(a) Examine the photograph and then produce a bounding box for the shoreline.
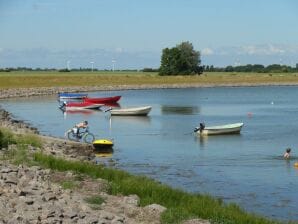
[0,107,172,224]
[1,82,298,99]
[0,86,285,223]
[0,107,214,224]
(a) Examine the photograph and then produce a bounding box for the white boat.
[59,101,103,111]
[110,106,152,116]
[194,122,244,136]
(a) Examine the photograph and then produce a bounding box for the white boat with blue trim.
[194,122,244,136]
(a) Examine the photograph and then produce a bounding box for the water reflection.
[109,116,151,126]
[194,134,208,148]
[161,105,200,115]
[94,146,114,155]
[194,134,244,148]
[94,148,115,166]
[103,102,121,108]
[62,109,100,118]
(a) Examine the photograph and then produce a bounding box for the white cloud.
[239,44,290,55]
[201,48,214,56]
[115,47,123,53]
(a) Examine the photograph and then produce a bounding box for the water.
[1,86,298,221]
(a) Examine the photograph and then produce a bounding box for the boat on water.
[83,95,121,104]
[93,139,114,150]
[110,106,152,116]
[58,92,88,99]
[194,122,244,136]
[60,101,103,111]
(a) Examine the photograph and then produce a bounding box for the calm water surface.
[1,86,298,221]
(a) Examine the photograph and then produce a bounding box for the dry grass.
[1,71,298,89]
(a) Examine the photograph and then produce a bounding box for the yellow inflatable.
[294,162,298,168]
[92,139,114,150]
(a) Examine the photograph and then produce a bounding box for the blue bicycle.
[65,126,95,143]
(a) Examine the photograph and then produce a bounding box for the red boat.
[60,101,103,111]
[83,95,121,104]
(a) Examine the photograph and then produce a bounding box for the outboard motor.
[194,122,205,132]
[59,101,67,109]
[199,123,205,130]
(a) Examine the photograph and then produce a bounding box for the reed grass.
[0,128,41,164]
[33,152,282,224]
[0,128,41,148]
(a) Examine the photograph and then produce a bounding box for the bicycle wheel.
[83,133,95,143]
[67,131,78,141]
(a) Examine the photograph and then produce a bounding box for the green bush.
[0,128,16,148]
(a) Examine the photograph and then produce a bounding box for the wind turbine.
[66,60,71,71]
[112,59,116,72]
[90,61,94,72]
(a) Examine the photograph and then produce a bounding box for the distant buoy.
[294,162,298,168]
[247,112,253,117]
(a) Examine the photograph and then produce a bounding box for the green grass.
[61,181,78,190]
[32,152,283,224]
[0,128,41,164]
[0,128,41,148]
[1,71,298,89]
[84,195,104,205]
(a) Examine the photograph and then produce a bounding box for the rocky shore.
[0,107,210,224]
[0,161,169,224]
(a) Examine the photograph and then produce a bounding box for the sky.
[0,0,298,69]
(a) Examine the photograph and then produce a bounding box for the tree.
[159,41,202,76]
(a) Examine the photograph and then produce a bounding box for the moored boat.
[58,92,88,99]
[83,95,121,104]
[194,122,244,136]
[110,106,152,116]
[60,101,103,111]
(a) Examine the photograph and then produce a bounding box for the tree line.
[203,64,298,73]
[0,67,139,72]
[1,41,297,75]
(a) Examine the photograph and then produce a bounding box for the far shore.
[1,71,298,99]
[1,82,298,99]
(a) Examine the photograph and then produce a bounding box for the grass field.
[1,71,298,89]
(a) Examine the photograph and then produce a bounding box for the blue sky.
[1,0,298,69]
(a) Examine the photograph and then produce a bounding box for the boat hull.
[84,95,121,104]
[61,102,103,110]
[110,106,152,116]
[196,123,244,136]
[58,93,88,99]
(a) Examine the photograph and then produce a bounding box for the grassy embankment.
[0,128,287,224]
[1,71,298,89]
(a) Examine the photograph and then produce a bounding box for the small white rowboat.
[110,106,152,116]
[194,123,244,136]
